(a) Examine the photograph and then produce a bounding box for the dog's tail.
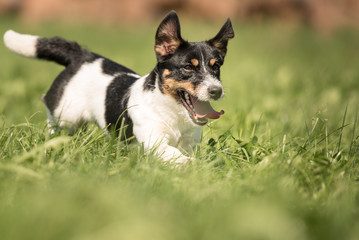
[3,30,86,66]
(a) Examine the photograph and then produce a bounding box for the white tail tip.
[4,30,38,58]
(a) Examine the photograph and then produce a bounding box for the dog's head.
[154,11,234,126]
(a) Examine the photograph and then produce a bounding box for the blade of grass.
[337,103,348,155]
[349,109,358,154]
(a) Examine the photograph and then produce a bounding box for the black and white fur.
[3,11,234,163]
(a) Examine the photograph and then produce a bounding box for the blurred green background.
[1,1,359,240]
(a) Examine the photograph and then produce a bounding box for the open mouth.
[178,91,224,126]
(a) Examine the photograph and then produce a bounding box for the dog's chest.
[128,76,199,146]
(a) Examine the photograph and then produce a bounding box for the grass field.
[1,17,359,240]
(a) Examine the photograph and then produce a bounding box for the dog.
[3,11,234,163]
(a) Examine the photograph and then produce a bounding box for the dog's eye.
[183,64,194,71]
[212,63,220,71]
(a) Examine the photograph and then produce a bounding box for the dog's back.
[4,30,139,136]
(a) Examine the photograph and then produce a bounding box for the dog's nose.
[208,86,223,100]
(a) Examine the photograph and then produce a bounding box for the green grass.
[1,17,359,240]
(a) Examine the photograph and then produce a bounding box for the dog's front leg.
[134,127,190,164]
[153,141,191,164]
[180,127,202,155]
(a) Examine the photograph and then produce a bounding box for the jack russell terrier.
[3,11,234,163]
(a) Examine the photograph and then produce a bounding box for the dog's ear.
[155,11,184,60]
[207,19,234,58]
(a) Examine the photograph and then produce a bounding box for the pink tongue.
[191,96,224,119]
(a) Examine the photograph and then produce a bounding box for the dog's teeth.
[183,92,194,110]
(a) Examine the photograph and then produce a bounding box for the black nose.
[208,86,223,100]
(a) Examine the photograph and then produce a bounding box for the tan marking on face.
[209,58,216,66]
[212,41,227,57]
[162,69,171,78]
[162,78,199,99]
[191,58,199,67]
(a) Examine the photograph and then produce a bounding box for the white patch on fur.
[127,75,200,163]
[3,30,38,58]
[126,72,141,78]
[52,59,112,130]
[196,50,224,101]
[196,74,224,101]
[113,72,141,79]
